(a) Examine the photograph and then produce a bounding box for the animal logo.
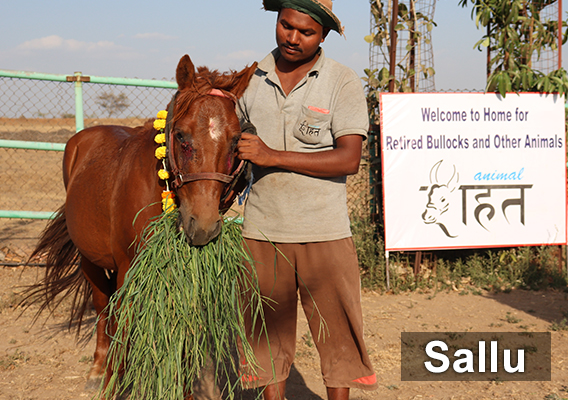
[419,160,459,238]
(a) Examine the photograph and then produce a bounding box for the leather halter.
[164,89,244,192]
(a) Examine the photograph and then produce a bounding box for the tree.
[96,91,130,117]
[459,0,568,96]
[363,0,436,123]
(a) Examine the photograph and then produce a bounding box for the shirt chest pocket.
[293,105,332,146]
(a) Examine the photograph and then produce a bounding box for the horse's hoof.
[84,376,102,391]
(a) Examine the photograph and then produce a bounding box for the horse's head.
[167,55,257,246]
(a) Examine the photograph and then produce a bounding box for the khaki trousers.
[240,238,377,390]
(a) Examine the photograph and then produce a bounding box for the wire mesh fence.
[0,75,177,214]
[0,148,63,213]
[0,71,373,260]
[0,73,178,259]
[368,0,437,93]
[0,78,75,120]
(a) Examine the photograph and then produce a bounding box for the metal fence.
[0,70,178,221]
[0,68,372,232]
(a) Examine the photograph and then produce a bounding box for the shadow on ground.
[233,364,323,400]
[484,288,568,325]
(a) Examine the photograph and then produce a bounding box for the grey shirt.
[239,48,368,243]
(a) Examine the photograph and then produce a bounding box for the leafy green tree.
[96,91,130,117]
[459,0,568,96]
[363,0,436,122]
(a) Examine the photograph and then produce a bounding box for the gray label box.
[401,332,551,381]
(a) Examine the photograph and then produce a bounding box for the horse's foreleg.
[81,256,115,390]
[101,258,129,396]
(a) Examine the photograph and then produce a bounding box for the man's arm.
[237,132,363,178]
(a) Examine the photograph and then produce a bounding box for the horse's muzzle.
[179,215,223,246]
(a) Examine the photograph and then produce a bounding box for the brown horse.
[25,54,257,392]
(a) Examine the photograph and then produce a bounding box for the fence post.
[74,72,84,132]
[67,71,86,132]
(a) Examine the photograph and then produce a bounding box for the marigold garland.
[155,146,167,160]
[154,133,166,144]
[161,190,175,212]
[153,119,166,131]
[157,169,170,180]
[156,109,168,120]
[154,110,176,213]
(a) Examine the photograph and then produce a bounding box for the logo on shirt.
[298,120,321,137]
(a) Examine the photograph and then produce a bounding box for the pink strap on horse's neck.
[209,88,237,104]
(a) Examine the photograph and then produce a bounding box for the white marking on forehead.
[209,117,222,141]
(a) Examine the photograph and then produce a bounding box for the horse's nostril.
[184,216,196,233]
[211,219,222,239]
[176,216,185,233]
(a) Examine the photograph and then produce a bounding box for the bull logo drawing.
[419,160,459,238]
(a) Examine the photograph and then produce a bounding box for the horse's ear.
[176,54,196,91]
[229,62,258,99]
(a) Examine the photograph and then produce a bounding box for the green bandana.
[263,0,343,35]
[280,1,324,26]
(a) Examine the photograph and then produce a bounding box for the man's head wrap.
[263,0,344,35]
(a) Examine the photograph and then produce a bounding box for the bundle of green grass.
[99,209,264,400]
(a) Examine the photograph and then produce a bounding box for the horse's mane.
[173,66,240,124]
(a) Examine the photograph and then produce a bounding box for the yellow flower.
[158,169,170,180]
[153,119,166,131]
[163,197,176,212]
[155,146,166,159]
[154,133,166,144]
[156,110,168,120]
[161,191,176,212]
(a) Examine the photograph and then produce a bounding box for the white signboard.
[380,92,566,251]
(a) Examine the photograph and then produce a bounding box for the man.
[237,1,377,399]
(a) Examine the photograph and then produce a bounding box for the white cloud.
[17,35,127,53]
[133,32,177,40]
[18,35,64,50]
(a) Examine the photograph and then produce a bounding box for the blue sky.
[1,1,566,91]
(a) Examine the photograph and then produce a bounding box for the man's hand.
[237,132,276,168]
[237,132,363,178]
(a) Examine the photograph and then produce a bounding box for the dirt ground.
[1,220,568,400]
[1,119,568,399]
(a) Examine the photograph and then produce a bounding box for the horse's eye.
[180,141,193,159]
[174,132,193,159]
